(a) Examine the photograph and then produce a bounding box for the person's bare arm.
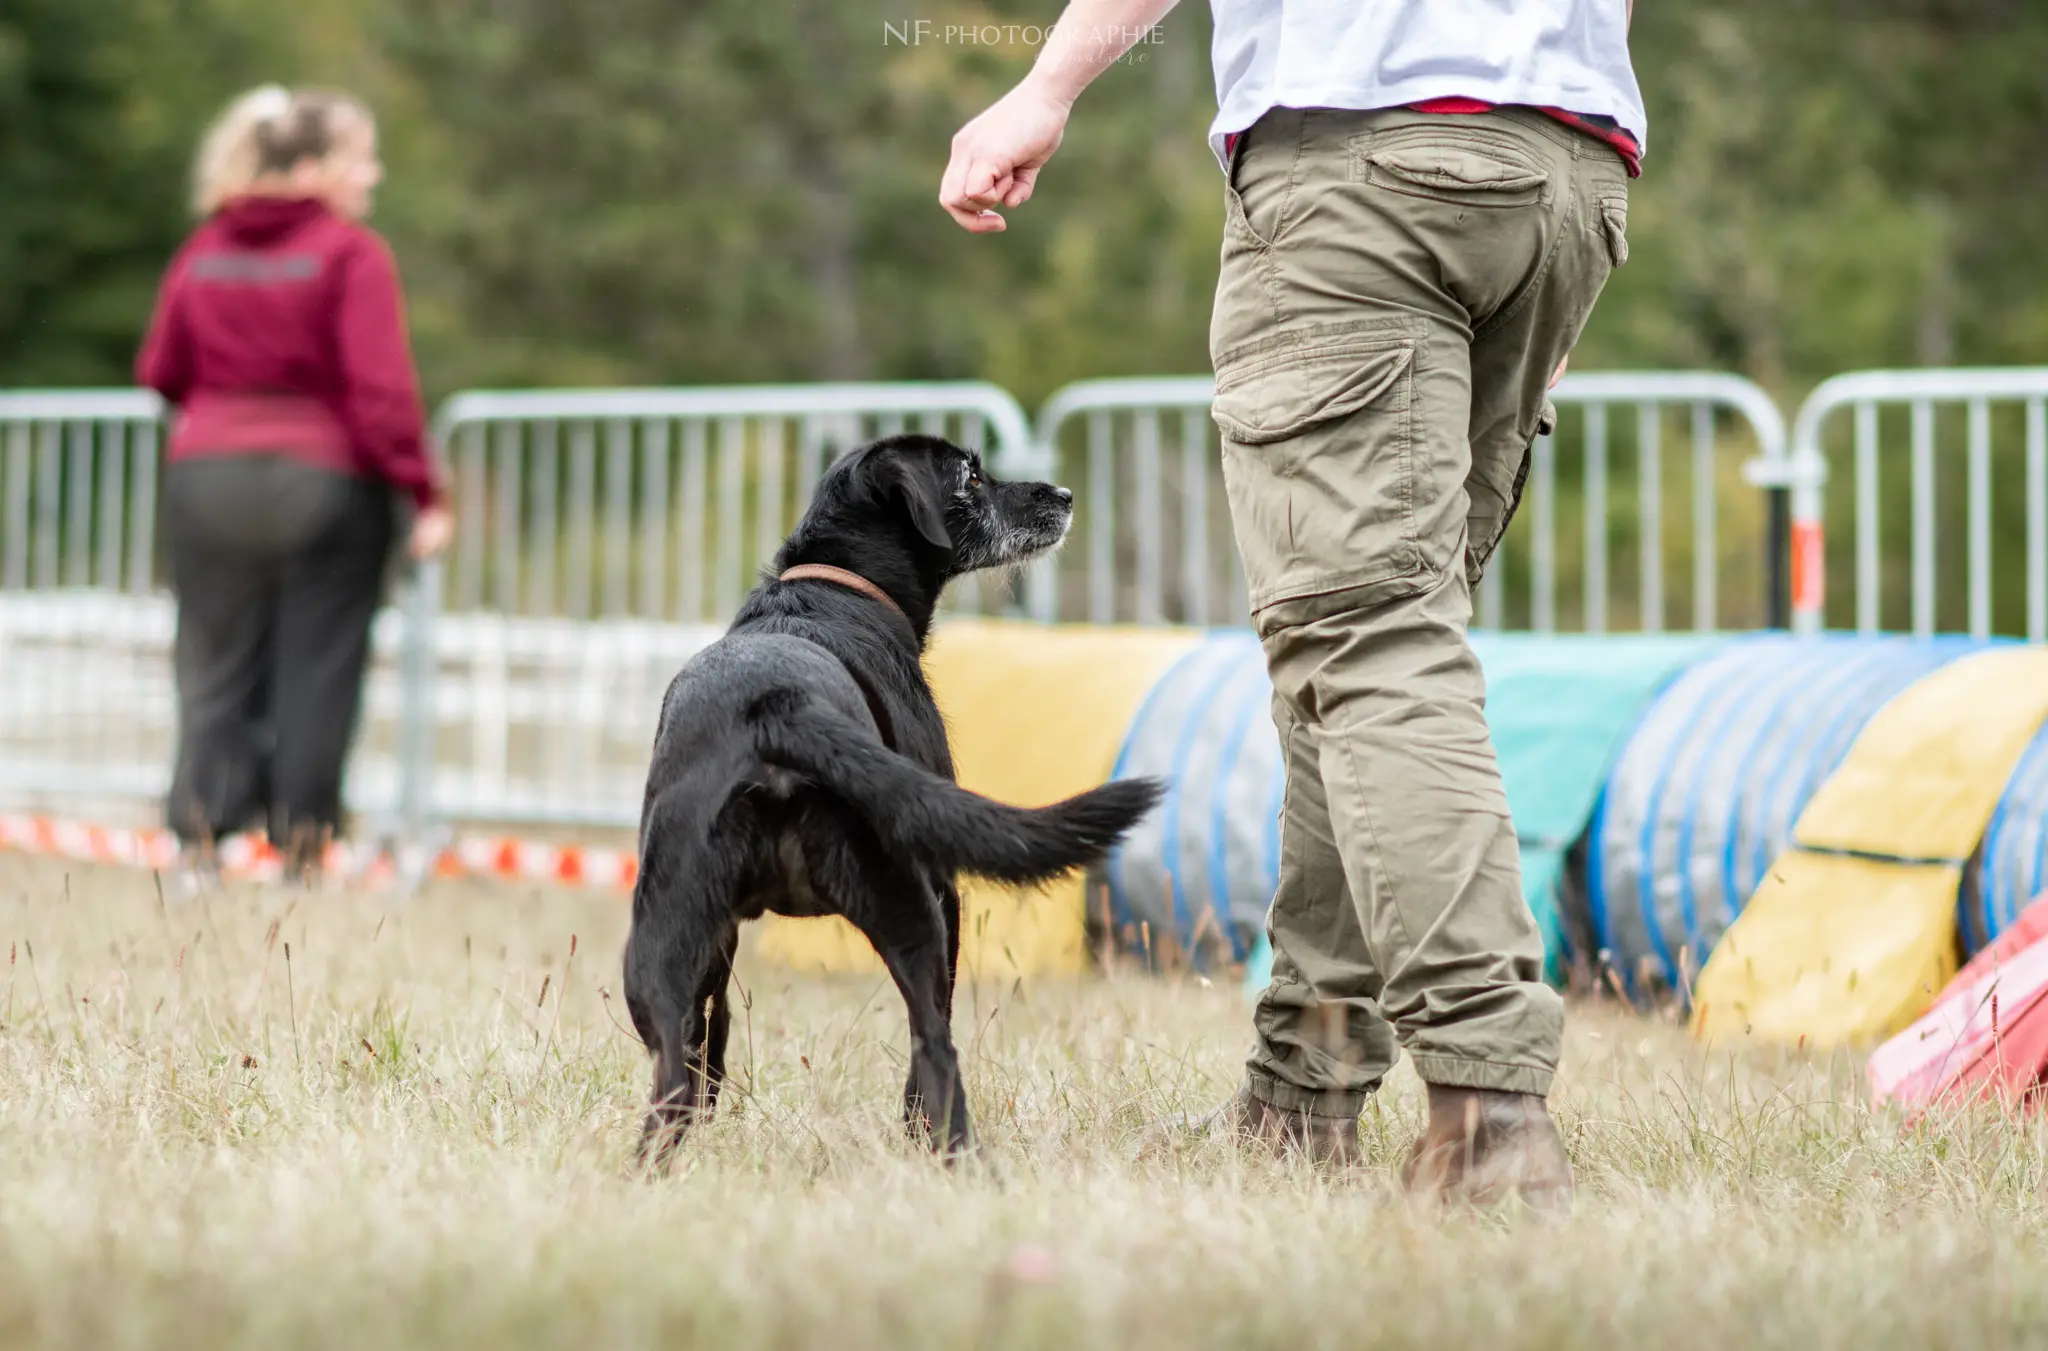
[1627,0,1635,26]
[939,0,1181,232]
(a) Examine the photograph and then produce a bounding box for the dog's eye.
[967,471,982,489]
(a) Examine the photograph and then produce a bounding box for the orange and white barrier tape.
[0,813,183,873]
[430,834,638,889]
[0,811,636,892]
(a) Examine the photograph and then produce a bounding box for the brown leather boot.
[1400,1084,1574,1211]
[1143,1083,1360,1167]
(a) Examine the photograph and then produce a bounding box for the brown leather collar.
[778,563,910,629]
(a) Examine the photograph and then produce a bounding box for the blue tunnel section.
[1970,721,2048,956]
[1105,631,1275,962]
[1104,630,2048,988]
[1584,634,1987,988]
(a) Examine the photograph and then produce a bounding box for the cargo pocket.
[1223,128,1282,251]
[1351,126,1550,208]
[1598,197,1629,268]
[1211,323,1426,616]
[1212,340,1410,446]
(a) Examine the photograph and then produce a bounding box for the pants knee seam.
[1333,733,1422,966]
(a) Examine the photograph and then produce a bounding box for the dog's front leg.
[888,947,975,1158]
[847,874,978,1160]
[939,881,962,1014]
[902,879,969,1151]
[900,1038,967,1150]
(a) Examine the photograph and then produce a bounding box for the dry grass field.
[0,852,2045,1349]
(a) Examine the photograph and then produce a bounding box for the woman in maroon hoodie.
[137,85,451,884]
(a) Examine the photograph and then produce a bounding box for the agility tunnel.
[1968,721,2048,955]
[1104,630,1720,978]
[1692,647,2048,1047]
[1587,634,1989,990]
[754,619,2048,1050]
[754,620,1201,980]
[1101,630,1274,964]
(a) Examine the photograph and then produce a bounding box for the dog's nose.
[1054,487,1073,506]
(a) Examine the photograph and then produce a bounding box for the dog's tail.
[751,696,1162,885]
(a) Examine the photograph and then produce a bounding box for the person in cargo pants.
[941,1,1644,1205]
[137,85,451,886]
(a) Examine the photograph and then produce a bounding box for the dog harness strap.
[777,564,911,628]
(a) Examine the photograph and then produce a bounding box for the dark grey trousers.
[164,453,395,846]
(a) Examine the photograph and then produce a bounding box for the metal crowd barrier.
[1037,372,1792,633]
[0,392,175,821]
[1,389,164,593]
[420,383,1039,829]
[0,590,419,827]
[432,383,1041,622]
[1037,378,1242,626]
[0,390,420,835]
[8,371,2046,846]
[1788,369,2048,641]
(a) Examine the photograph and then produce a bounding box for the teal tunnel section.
[1106,629,2048,995]
[1469,632,1724,978]
[1105,631,1717,980]
[1584,634,1991,989]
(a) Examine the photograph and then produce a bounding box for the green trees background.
[9,0,2045,404]
[5,0,2045,629]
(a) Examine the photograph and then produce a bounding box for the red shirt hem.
[1225,99,1642,178]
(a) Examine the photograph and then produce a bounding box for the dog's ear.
[871,447,953,551]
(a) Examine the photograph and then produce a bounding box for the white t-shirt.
[1206,1,1647,171]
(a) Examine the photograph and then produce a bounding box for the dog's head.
[771,434,1074,638]
[805,434,1073,578]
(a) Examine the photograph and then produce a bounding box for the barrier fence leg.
[1766,487,1791,630]
[398,557,442,875]
[1790,461,1828,637]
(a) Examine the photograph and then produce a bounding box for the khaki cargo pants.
[1213,106,1629,1113]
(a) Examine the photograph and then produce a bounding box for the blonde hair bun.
[243,84,293,123]
[190,84,370,216]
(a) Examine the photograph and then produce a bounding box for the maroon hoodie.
[136,196,442,508]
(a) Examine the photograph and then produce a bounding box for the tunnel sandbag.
[1693,853,1961,1048]
[1109,630,1719,978]
[1587,634,1986,991]
[752,619,1202,979]
[1966,722,2048,955]
[1694,646,2048,1049]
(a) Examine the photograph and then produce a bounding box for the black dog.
[623,434,1162,1167]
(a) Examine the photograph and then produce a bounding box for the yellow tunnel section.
[1694,646,2048,1049]
[752,619,1204,979]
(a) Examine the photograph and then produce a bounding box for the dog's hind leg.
[624,824,741,1174]
[938,880,962,1013]
[633,922,736,1173]
[697,929,737,1110]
